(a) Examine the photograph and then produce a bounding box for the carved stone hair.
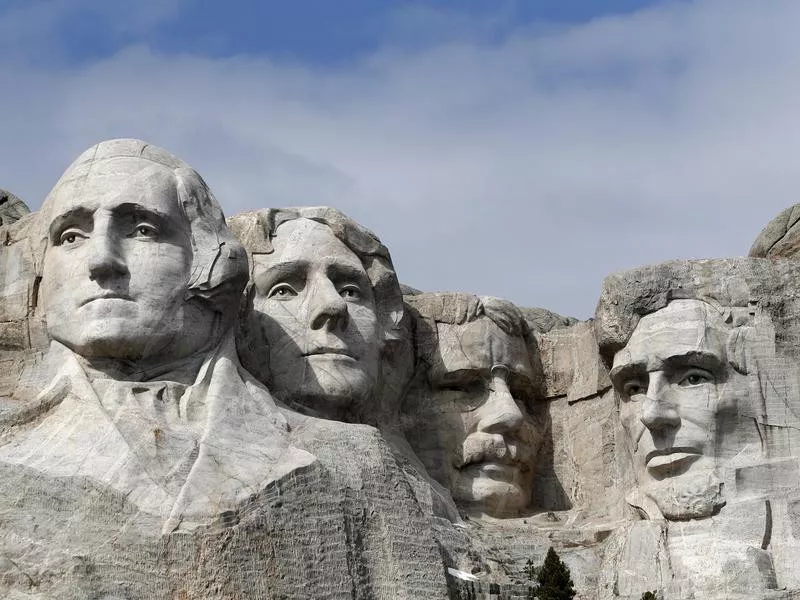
[404,292,528,337]
[36,138,249,320]
[595,261,769,376]
[404,292,544,393]
[228,206,404,346]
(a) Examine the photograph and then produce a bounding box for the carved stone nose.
[309,279,349,330]
[87,233,127,280]
[477,376,523,434]
[640,395,680,431]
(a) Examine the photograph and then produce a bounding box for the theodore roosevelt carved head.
[402,293,544,517]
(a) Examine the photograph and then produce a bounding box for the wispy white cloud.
[1,0,798,318]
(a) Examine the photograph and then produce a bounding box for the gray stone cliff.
[1,139,800,599]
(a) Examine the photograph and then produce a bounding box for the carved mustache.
[456,433,533,470]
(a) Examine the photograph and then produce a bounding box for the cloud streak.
[1,0,798,318]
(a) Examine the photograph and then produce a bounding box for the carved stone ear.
[176,170,249,321]
[726,306,776,377]
[726,327,748,375]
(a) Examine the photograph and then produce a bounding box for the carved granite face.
[41,159,213,362]
[250,218,381,414]
[407,317,538,517]
[611,299,738,519]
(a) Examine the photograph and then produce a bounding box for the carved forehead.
[264,218,365,271]
[43,158,181,220]
[612,300,728,373]
[428,317,533,382]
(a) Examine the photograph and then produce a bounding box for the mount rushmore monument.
[1,138,800,598]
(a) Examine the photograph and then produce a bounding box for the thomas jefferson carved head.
[402,293,543,517]
[37,139,248,366]
[229,207,403,420]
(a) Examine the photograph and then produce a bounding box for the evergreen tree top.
[535,547,576,600]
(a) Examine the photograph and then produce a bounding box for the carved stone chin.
[639,471,726,521]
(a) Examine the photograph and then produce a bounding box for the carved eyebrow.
[253,259,309,292]
[326,261,370,285]
[111,202,175,229]
[610,362,647,387]
[662,351,726,374]
[48,203,181,243]
[48,207,94,242]
[610,350,725,384]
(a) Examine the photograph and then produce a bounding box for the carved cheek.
[263,300,306,349]
[672,385,718,432]
[42,247,83,309]
[619,399,644,437]
[347,303,379,346]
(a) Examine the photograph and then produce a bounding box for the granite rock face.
[2,139,800,599]
[750,202,800,259]
[595,257,800,598]
[0,189,29,226]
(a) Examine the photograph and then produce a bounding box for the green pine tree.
[535,547,576,600]
[641,592,658,600]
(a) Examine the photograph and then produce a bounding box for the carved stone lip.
[467,461,521,478]
[303,347,355,358]
[458,445,530,471]
[79,293,132,306]
[645,446,702,468]
[461,456,519,469]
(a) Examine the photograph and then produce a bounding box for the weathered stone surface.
[520,305,578,334]
[228,207,407,426]
[538,320,610,402]
[401,292,546,518]
[5,141,800,599]
[0,141,454,598]
[0,213,46,358]
[595,257,800,599]
[750,202,800,258]
[0,189,29,226]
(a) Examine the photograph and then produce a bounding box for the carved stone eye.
[623,381,645,397]
[339,285,361,301]
[59,229,86,245]
[678,369,714,387]
[129,221,159,239]
[268,283,298,299]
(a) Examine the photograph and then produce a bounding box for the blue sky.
[17,1,664,66]
[1,0,798,318]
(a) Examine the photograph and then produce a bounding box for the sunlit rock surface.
[2,140,800,598]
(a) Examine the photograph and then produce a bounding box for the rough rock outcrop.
[0,189,29,226]
[750,202,800,258]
